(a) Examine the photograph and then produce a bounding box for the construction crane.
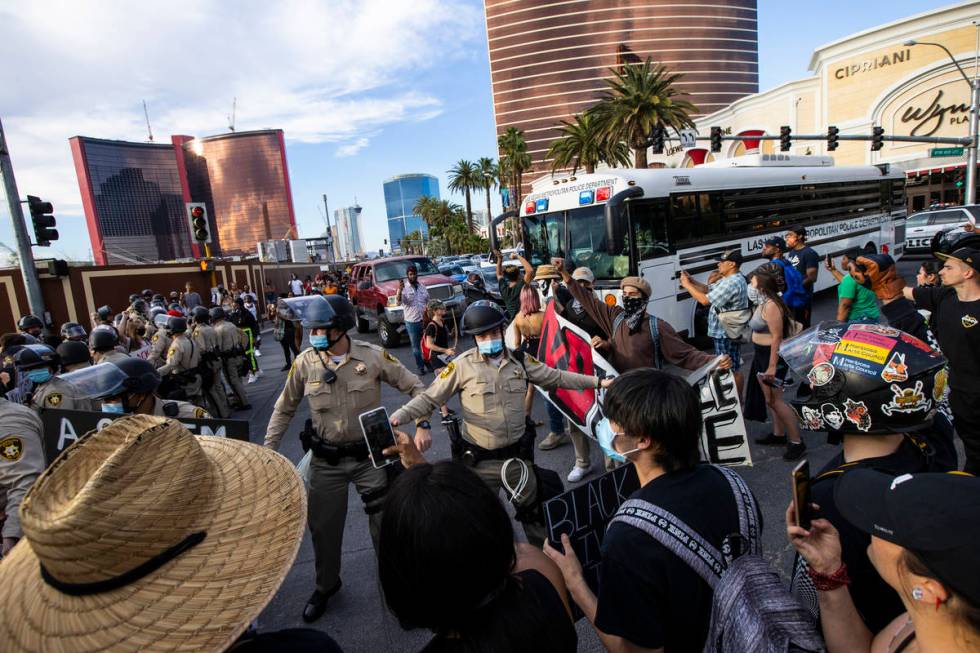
[142,100,154,142]
[228,97,236,132]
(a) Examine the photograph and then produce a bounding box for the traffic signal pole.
[0,116,46,322]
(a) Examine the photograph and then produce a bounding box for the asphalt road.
[242,258,927,652]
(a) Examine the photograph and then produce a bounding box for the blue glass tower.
[383,174,439,251]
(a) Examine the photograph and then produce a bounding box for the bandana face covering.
[621,295,647,331]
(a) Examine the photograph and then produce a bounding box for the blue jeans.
[404,320,426,371]
[547,402,566,435]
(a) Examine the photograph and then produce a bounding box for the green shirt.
[499,278,524,320]
[837,273,880,321]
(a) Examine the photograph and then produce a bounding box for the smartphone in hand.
[791,459,813,529]
[360,407,399,469]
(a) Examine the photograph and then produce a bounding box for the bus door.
[629,199,678,321]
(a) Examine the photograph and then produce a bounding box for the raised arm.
[518,253,534,284]
[557,261,616,337]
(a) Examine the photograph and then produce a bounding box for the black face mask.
[622,296,646,314]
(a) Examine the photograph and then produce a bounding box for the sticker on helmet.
[848,323,900,338]
[834,330,894,365]
[807,362,835,387]
[899,332,934,354]
[800,406,824,431]
[821,403,845,430]
[933,368,948,403]
[843,398,872,432]
[815,327,844,344]
[881,381,932,416]
[880,352,908,383]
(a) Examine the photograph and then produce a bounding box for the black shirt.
[912,286,980,392]
[785,246,820,299]
[499,278,524,321]
[554,285,604,339]
[797,436,931,633]
[424,320,450,366]
[595,465,759,651]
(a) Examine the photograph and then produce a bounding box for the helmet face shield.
[277,296,338,329]
[59,363,129,400]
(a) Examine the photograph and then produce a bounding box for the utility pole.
[323,193,336,266]
[0,116,46,322]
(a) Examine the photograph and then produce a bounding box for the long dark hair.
[752,265,793,337]
[379,462,570,652]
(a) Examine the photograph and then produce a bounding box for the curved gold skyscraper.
[485,0,759,189]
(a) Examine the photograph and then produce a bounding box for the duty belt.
[445,415,534,466]
[311,439,370,465]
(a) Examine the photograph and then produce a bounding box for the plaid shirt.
[706,273,748,339]
[400,282,429,323]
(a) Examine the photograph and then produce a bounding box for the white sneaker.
[254,349,262,358]
[567,465,592,483]
[255,369,264,377]
[246,373,256,384]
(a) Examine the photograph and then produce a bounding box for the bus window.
[566,204,629,279]
[630,198,671,261]
[698,192,724,237]
[669,193,699,246]
[523,211,564,266]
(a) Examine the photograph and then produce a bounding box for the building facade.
[333,205,364,260]
[71,129,297,264]
[658,2,980,211]
[69,137,193,265]
[383,174,439,251]
[485,0,759,195]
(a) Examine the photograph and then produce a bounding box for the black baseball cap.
[836,470,980,606]
[718,249,744,265]
[935,247,980,274]
[764,236,787,250]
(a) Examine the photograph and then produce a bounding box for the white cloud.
[0,0,482,256]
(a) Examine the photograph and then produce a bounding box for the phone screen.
[359,407,398,468]
[791,459,812,529]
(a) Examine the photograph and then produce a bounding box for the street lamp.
[905,24,980,205]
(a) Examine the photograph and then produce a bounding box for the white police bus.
[513,154,906,338]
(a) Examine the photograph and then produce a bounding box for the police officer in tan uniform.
[147,314,171,369]
[212,307,250,410]
[17,345,97,414]
[264,294,427,623]
[191,307,230,418]
[390,301,611,545]
[60,358,210,420]
[0,378,45,557]
[89,327,129,365]
[158,316,203,405]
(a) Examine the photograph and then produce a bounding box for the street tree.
[447,159,480,232]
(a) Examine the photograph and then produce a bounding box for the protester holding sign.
[544,369,759,652]
[780,323,948,633]
[787,471,980,653]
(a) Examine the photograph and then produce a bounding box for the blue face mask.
[310,335,330,350]
[102,401,125,414]
[596,418,640,463]
[477,338,504,356]
[26,369,51,384]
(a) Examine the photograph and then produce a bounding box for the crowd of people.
[1,238,979,653]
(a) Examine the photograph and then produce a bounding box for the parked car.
[906,205,979,253]
[349,256,466,348]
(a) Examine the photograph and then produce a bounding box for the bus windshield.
[523,205,629,279]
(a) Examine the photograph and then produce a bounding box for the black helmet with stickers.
[60,321,88,341]
[56,340,92,369]
[60,359,161,400]
[780,321,947,436]
[17,314,43,333]
[461,300,507,336]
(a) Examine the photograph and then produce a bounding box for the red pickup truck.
[348,256,466,348]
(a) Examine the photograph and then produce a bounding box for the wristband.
[807,562,850,591]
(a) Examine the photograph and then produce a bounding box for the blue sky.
[0,0,955,262]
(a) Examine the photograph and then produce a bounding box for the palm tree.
[546,111,631,174]
[590,58,697,169]
[447,160,480,232]
[476,157,498,230]
[497,127,531,210]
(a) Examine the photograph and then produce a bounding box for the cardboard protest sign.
[544,464,641,617]
[696,368,753,466]
[40,409,250,464]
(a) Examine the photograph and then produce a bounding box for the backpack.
[609,466,825,653]
[771,259,808,309]
[421,322,434,362]
[611,313,664,368]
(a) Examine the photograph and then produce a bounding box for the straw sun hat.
[0,414,306,652]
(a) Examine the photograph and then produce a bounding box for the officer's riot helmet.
[192,306,211,325]
[17,314,43,333]
[13,344,59,371]
[149,306,167,320]
[210,306,227,322]
[61,359,161,400]
[128,293,140,304]
[780,321,947,436]
[56,340,92,369]
[153,313,170,332]
[60,321,88,341]
[278,295,355,332]
[141,288,154,300]
[89,326,119,352]
[132,299,147,314]
[461,301,507,336]
[168,316,188,335]
[96,305,113,322]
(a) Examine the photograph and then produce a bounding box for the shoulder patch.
[0,436,24,462]
[525,354,541,366]
[193,407,207,419]
[439,361,456,379]
[383,350,398,364]
[46,392,63,407]
[152,334,159,343]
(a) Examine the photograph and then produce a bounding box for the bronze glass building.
[485,0,759,191]
[176,130,297,257]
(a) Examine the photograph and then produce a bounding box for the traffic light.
[779,126,792,152]
[827,125,839,151]
[710,126,722,153]
[650,126,665,154]
[186,202,211,243]
[871,126,884,152]
[47,259,69,276]
[955,168,965,188]
[199,259,214,272]
[27,195,58,246]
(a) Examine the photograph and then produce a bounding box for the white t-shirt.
[289,279,304,296]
